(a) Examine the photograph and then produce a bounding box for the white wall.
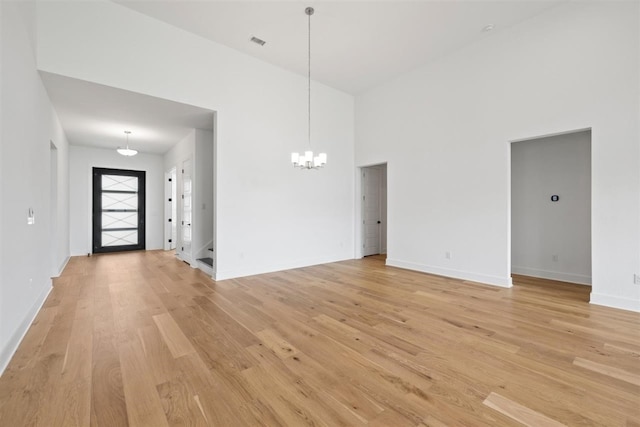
[512,131,591,284]
[163,129,196,264]
[380,164,387,254]
[164,128,213,266]
[38,0,355,280]
[194,129,214,260]
[0,1,70,373]
[356,2,639,311]
[50,112,70,275]
[69,146,164,255]
[1,1,5,369]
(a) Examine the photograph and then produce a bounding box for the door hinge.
[182,221,184,225]
[181,247,184,251]
[168,239,172,243]
[168,198,172,202]
[168,178,172,182]
[182,169,184,173]
[182,195,184,199]
[363,195,365,201]
[168,218,172,222]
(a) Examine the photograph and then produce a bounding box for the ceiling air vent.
[250,36,266,46]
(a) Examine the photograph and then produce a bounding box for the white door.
[170,169,177,250]
[181,159,193,260]
[362,167,381,256]
[164,168,177,250]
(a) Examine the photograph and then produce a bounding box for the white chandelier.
[291,7,327,170]
[117,130,138,156]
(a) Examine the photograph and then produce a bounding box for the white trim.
[55,255,70,278]
[354,167,364,259]
[590,292,640,313]
[511,266,591,285]
[214,253,352,281]
[509,127,592,144]
[386,258,513,288]
[0,280,53,375]
[196,259,214,276]
[178,253,195,268]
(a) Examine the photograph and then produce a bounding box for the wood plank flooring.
[0,251,639,426]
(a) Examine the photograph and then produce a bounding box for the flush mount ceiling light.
[482,24,495,32]
[291,7,327,170]
[117,130,138,156]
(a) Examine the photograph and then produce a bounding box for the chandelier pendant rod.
[290,6,326,170]
[308,6,311,149]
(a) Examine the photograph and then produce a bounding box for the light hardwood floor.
[0,251,638,426]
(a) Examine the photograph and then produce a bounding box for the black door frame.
[92,167,146,253]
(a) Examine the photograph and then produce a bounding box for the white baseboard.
[385,258,512,288]
[511,265,591,285]
[178,253,194,267]
[0,279,53,375]
[196,259,214,277]
[55,255,70,277]
[590,292,640,313]
[214,253,353,281]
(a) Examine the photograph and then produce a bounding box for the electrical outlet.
[552,254,559,262]
[445,251,452,260]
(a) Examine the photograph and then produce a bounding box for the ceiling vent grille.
[250,36,266,46]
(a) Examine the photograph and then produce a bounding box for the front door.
[92,167,145,253]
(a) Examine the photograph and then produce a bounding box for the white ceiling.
[41,1,562,154]
[40,72,214,154]
[115,0,563,95]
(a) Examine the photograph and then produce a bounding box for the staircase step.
[196,257,213,267]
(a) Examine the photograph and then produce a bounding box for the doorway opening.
[164,167,177,251]
[361,163,387,258]
[510,129,591,292]
[92,167,146,253]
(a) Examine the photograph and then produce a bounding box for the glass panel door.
[93,168,146,253]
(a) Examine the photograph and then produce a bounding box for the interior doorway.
[510,129,591,286]
[361,163,387,257]
[92,167,146,253]
[164,167,177,251]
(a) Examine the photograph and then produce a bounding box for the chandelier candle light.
[117,130,138,157]
[291,6,327,170]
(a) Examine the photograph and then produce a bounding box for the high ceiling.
[115,0,563,94]
[40,72,214,154]
[42,1,563,154]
